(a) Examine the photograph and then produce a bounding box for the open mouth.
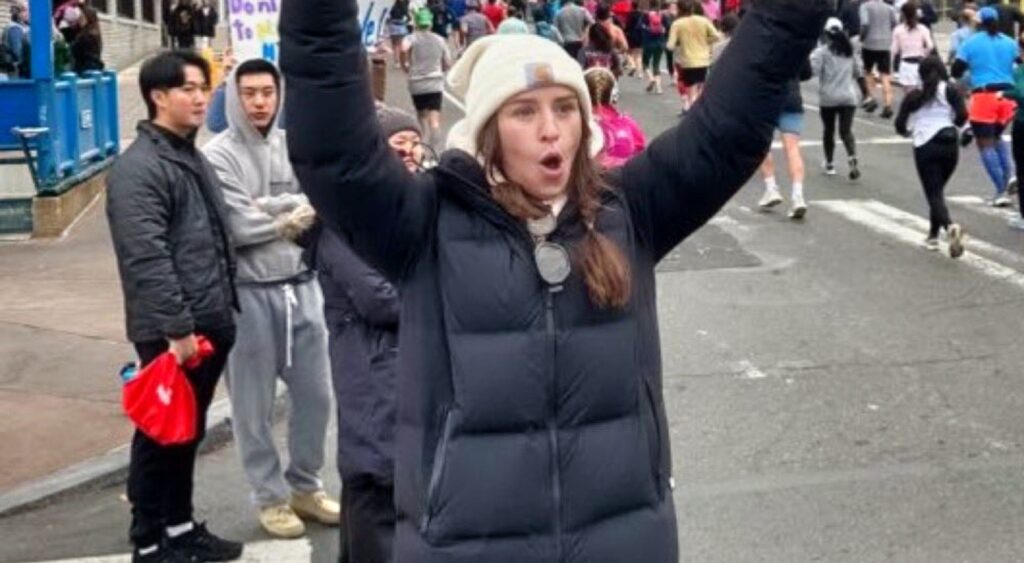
[540,152,564,172]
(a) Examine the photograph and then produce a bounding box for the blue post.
[60,71,80,177]
[29,0,57,188]
[108,71,120,155]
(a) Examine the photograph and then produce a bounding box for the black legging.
[820,106,857,163]
[1013,121,1024,216]
[913,131,959,239]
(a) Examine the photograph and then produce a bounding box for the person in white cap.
[280,0,830,561]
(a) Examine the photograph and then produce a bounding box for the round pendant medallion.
[535,242,571,285]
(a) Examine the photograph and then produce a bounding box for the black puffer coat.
[315,225,400,483]
[106,122,237,343]
[281,1,827,560]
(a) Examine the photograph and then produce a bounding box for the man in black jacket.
[106,50,243,563]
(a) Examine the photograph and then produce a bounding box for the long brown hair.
[476,109,632,309]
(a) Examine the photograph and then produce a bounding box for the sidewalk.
[0,56,225,514]
[0,53,438,516]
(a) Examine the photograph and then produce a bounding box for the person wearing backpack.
[640,1,668,94]
[895,55,969,256]
[577,19,622,76]
[585,67,646,167]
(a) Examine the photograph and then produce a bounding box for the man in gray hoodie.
[203,58,339,540]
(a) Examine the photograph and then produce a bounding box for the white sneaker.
[1009,216,1024,231]
[992,194,1013,207]
[823,161,837,176]
[1008,176,1018,196]
[788,195,807,220]
[947,223,965,259]
[758,188,784,209]
[923,237,940,251]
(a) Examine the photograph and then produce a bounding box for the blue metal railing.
[0,0,120,197]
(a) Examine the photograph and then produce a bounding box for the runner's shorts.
[412,92,443,112]
[675,65,708,94]
[968,91,1016,126]
[777,111,805,136]
[897,57,921,89]
[862,48,892,74]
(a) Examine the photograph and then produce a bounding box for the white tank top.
[909,82,956,148]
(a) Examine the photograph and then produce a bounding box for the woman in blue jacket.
[281,1,828,561]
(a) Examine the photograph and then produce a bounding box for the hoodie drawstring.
[282,283,298,368]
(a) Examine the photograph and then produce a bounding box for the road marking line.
[855,198,1024,269]
[31,539,312,563]
[947,195,1019,220]
[770,135,911,150]
[815,199,1024,291]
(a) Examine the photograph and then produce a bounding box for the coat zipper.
[421,405,455,535]
[545,287,563,560]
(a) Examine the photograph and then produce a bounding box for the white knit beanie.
[445,34,604,158]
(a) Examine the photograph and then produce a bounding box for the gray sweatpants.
[225,279,333,507]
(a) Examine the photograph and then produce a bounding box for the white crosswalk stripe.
[815,199,1024,292]
[29,539,313,563]
[947,194,1020,220]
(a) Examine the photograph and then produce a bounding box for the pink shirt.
[594,105,646,168]
[701,0,721,22]
[891,24,934,59]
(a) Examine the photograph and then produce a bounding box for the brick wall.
[0,0,164,71]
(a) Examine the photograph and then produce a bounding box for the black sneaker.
[166,522,243,562]
[861,98,879,113]
[879,106,894,119]
[132,546,192,563]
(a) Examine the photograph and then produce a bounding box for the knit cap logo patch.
[525,63,556,88]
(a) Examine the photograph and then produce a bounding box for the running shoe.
[947,224,965,259]
[992,194,1013,207]
[823,161,837,176]
[789,195,807,220]
[1008,216,1024,231]
[1007,176,1019,196]
[879,106,894,119]
[848,156,861,181]
[758,188,784,209]
[923,237,940,251]
[861,98,879,113]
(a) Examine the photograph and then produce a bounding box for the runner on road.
[952,6,1017,207]
[891,2,934,94]
[812,17,864,180]
[666,0,720,113]
[859,0,897,117]
[895,55,968,257]
[758,58,814,220]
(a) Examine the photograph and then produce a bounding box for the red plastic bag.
[122,337,215,446]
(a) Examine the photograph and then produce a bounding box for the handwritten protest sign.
[227,0,396,62]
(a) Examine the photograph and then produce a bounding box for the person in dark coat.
[106,50,242,563]
[314,105,424,563]
[280,1,829,561]
[70,4,104,74]
[194,0,218,49]
[171,0,198,50]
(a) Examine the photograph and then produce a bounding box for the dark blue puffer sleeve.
[279,0,436,283]
[622,0,829,262]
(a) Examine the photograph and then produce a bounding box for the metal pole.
[29,0,58,189]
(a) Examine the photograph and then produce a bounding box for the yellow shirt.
[666,15,721,69]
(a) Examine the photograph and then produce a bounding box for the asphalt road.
[3,68,1024,563]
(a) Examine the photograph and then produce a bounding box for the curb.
[0,388,288,519]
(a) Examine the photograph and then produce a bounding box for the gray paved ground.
[5,29,1024,562]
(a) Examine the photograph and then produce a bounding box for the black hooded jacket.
[281,0,828,560]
